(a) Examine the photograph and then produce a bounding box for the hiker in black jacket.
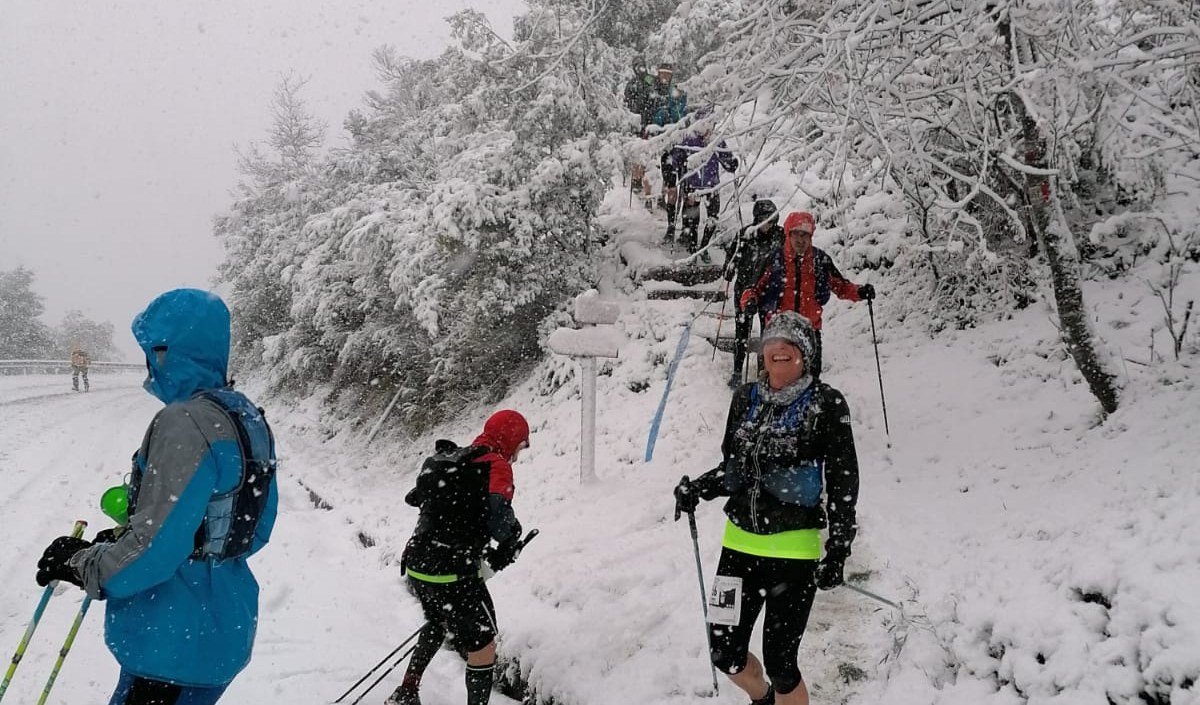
[390,410,530,705]
[674,312,860,705]
[724,199,785,388]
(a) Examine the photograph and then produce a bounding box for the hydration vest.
[728,384,824,507]
[127,388,276,561]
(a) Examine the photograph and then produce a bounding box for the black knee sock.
[402,623,445,688]
[465,663,494,705]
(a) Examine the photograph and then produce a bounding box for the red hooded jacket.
[472,409,529,502]
[741,211,861,330]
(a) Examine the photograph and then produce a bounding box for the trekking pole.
[0,520,87,703]
[712,174,748,363]
[867,298,891,445]
[682,491,720,696]
[711,279,732,362]
[348,642,421,705]
[844,583,902,611]
[35,596,91,705]
[333,623,427,704]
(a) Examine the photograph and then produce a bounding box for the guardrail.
[0,360,145,375]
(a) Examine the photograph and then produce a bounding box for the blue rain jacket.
[72,289,278,687]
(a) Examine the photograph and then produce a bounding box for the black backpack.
[403,440,494,574]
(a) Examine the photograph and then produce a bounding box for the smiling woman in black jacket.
[674,311,861,705]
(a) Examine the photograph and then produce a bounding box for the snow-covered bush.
[216,3,644,431]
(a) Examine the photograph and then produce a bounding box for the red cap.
[783,211,815,235]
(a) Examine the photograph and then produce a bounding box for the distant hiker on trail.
[738,212,875,378]
[662,111,739,256]
[673,312,861,705]
[724,199,784,388]
[70,345,89,392]
[623,57,657,205]
[647,62,687,230]
[35,289,279,705]
[648,62,687,134]
[389,410,532,705]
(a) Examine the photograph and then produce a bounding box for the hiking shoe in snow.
[385,685,421,705]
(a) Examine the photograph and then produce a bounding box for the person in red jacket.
[390,410,530,705]
[738,212,875,379]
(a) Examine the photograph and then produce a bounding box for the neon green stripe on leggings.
[405,568,460,584]
[721,520,821,559]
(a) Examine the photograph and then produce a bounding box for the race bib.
[708,575,743,626]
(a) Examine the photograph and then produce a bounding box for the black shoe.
[386,685,421,705]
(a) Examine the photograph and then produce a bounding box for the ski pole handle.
[0,520,87,702]
[517,529,539,551]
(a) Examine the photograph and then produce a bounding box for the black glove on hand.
[814,553,847,591]
[722,263,736,282]
[484,538,521,572]
[858,284,876,301]
[35,536,91,588]
[674,476,700,521]
[93,527,124,544]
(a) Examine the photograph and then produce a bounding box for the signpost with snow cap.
[547,290,621,484]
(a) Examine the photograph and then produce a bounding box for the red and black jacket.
[747,235,861,330]
[402,438,520,577]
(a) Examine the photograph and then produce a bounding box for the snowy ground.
[1,192,1197,705]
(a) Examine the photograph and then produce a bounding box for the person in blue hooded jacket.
[34,288,279,705]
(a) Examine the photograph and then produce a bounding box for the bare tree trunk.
[1015,96,1120,414]
[998,16,1120,414]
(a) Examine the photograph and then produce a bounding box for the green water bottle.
[100,485,129,526]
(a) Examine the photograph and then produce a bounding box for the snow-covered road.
[0,374,521,705]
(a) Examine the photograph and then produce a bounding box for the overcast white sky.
[0,0,525,359]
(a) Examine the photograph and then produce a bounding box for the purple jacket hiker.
[666,133,739,192]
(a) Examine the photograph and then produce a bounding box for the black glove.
[93,527,124,544]
[723,264,736,282]
[673,476,700,521]
[484,538,522,572]
[814,553,847,591]
[857,284,876,301]
[35,536,91,588]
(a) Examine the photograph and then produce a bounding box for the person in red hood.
[739,212,875,378]
[390,410,530,705]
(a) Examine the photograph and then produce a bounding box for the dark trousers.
[732,305,767,381]
[107,671,226,705]
[668,187,721,253]
[708,548,818,696]
[402,574,497,686]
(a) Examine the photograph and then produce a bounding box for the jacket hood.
[782,211,816,235]
[132,289,230,404]
[752,200,779,225]
[473,409,530,460]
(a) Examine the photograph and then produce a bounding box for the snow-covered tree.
[53,310,116,360]
[663,0,1200,413]
[0,267,54,359]
[216,2,636,430]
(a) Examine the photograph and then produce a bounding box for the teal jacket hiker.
[71,288,279,687]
